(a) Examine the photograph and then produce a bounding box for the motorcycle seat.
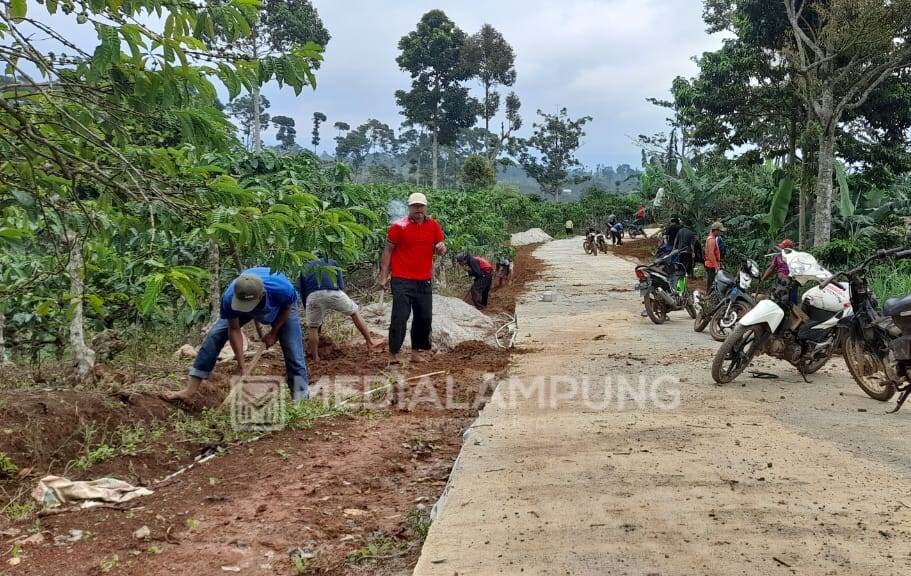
[715,270,733,285]
[884,296,911,318]
[873,316,903,338]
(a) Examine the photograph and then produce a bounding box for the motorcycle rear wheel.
[644,288,668,325]
[843,334,896,401]
[694,293,714,332]
[712,324,764,385]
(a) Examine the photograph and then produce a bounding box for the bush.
[462,155,496,190]
[812,237,876,269]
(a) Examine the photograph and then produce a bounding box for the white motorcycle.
[712,250,852,385]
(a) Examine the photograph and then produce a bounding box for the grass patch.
[99,553,120,573]
[2,500,37,522]
[870,261,911,302]
[346,533,402,564]
[0,451,18,476]
[407,507,432,543]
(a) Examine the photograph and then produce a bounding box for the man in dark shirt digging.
[456,252,494,309]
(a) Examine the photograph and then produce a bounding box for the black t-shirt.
[674,227,696,252]
[665,223,682,247]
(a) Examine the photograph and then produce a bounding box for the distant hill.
[496,164,641,201]
[308,149,641,201]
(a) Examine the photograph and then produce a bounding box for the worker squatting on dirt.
[456,252,494,309]
[299,257,386,362]
[376,192,447,365]
[162,268,309,402]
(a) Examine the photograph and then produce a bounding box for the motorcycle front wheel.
[843,334,896,401]
[709,301,751,342]
[583,240,593,255]
[644,288,668,325]
[712,324,765,384]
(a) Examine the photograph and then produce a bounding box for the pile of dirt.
[612,234,661,263]
[510,228,553,246]
[359,295,496,349]
[483,243,545,316]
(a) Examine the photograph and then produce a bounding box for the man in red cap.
[377,192,447,364]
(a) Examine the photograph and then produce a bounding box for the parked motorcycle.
[825,247,911,404]
[709,261,761,341]
[626,222,647,239]
[583,232,599,256]
[635,248,697,324]
[595,231,609,253]
[712,249,850,384]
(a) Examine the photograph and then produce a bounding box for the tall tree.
[783,0,911,245]
[228,95,271,150]
[465,24,517,157]
[272,116,297,150]
[312,112,327,151]
[395,10,478,188]
[515,109,593,200]
[217,0,330,154]
[333,121,350,139]
[488,92,523,164]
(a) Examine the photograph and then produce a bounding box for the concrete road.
[414,238,911,576]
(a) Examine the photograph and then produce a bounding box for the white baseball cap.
[408,192,428,206]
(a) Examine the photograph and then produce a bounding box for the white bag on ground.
[32,476,153,509]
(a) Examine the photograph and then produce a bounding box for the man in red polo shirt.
[377,192,446,363]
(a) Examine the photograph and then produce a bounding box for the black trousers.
[471,274,493,308]
[389,278,433,354]
[706,266,718,291]
[679,253,695,277]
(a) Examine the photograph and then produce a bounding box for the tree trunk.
[0,311,10,366]
[484,82,491,158]
[252,85,263,155]
[208,240,221,322]
[813,127,836,246]
[251,30,262,155]
[432,124,439,189]
[67,236,95,384]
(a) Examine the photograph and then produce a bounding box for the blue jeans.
[189,309,309,400]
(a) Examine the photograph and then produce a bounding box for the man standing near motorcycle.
[762,239,798,304]
[704,222,725,288]
[673,221,698,277]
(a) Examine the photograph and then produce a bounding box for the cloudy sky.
[29,0,725,167]
[276,0,725,167]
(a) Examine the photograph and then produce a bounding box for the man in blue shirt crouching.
[162,267,309,402]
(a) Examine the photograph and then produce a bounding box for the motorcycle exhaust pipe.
[657,290,677,307]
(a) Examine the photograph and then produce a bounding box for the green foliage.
[0,451,18,476]
[407,507,432,542]
[3,501,36,522]
[869,261,911,302]
[767,174,794,239]
[812,237,877,269]
[462,155,496,190]
[515,108,593,199]
[346,534,401,564]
